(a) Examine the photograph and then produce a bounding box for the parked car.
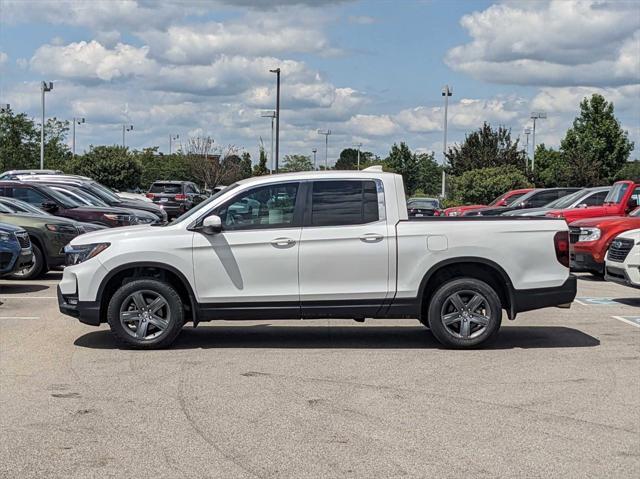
[546,180,639,222]
[45,184,158,224]
[0,201,86,278]
[0,197,106,233]
[18,174,168,222]
[605,228,640,289]
[503,187,610,217]
[407,197,442,217]
[0,222,33,278]
[58,168,575,350]
[0,169,63,180]
[146,181,207,218]
[0,181,139,228]
[463,188,581,216]
[568,207,640,275]
[117,191,152,203]
[444,188,533,216]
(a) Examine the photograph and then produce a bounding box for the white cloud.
[347,15,376,25]
[531,85,640,114]
[446,0,640,87]
[346,114,398,136]
[0,51,7,67]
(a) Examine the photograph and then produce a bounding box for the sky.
[0,0,638,167]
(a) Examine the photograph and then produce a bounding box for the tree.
[240,152,252,179]
[281,154,313,172]
[446,123,526,176]
[253,143,269,176]
[334,148,374,170]
[613,160,640,182]
[560,94,634,183]
[0,109,39,171]
[68,145,141,190]
[42,118,72,171]
[386,142,421,195]
[136,148,191,190]
[533,144,572,187]
[415,151,442,196]
[450,166,533,205]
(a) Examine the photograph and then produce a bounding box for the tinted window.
[311,180,379,226]
[527,190,560,208]
[218,182,299,230]
[150,183,182,194]
[583,191,608,206]
[12,186,49,205]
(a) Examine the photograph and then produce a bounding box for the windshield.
[408,199,439,209]
[164,183,238,226]
[488,192,509,206]
[630,207,640,217]
[0,202,12,213]
[545,189,585,209]
[0,197,52,215]
[42,185,80,208]
[51,186,92,206]
[89,182,123,203]
[150,183,182,194]
[604,182,629,204]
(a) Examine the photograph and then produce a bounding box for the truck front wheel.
[427,278,502,348]
[107,279,184,349]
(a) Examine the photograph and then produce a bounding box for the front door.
[298,179,391,317]
[192,181,303,318]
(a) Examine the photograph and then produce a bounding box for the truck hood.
[69,224,155,245]
[0,212,78,226]
[570,216,640,229]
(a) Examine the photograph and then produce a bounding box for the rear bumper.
[57,285,101,326]
[570,252,603,274]
[511,275,577,315]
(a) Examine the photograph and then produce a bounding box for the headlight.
[578,227,601,242]
[64,243,110,265]
[103,214,137,224]
[0,231,15,242]
[45,223,79,234]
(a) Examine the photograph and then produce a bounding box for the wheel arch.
[97,262,199,325]
[417,257,516,321]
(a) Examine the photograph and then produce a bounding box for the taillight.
[554,231,570,268]
[146,193,154,198]
[174,194,187,200]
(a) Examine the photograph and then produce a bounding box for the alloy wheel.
[440,290,491,339]
[119,290,171,340]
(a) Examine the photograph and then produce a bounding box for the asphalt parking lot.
[1,273,638,478]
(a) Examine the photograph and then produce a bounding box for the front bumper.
[570,251,603,274]
[511,275,577,316]
[57,286,101,326]
[605,265,640,289]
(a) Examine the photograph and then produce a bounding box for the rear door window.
[310,180,381,227]
[12,186,49,206]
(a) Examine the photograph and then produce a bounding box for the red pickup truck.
[444,188,533,216]
[569,207,640,275]
[546,180,639,223]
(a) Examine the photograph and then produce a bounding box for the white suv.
[605,228,640,289]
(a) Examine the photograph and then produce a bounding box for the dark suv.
[0,181,139,227]
[147,181,206,218]
[463,188,581,216]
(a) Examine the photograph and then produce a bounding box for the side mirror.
[41,201,58,213]
[201,215,222,235]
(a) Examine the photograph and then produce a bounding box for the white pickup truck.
[58,169,576,349]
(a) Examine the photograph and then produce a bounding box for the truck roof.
[236,169,397,187]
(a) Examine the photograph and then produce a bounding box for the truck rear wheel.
[427,277,502,348]
[107,279,184,349]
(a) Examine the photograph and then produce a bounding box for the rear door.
[298,179,390,317]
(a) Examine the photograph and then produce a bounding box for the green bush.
[450,166,533,205]
[613,160,640,182]
[67,145,141,190]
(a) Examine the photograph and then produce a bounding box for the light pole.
[441,84,452,198]
[269,68,281,173]
[122,124,133,147]
[261,110,276,173]
[169,134,179,154]
[354,142,363,170]
[524,127,532,167]
[312,148,317,170]
[317,130,331,169]
[530,112,547,171]
[72,117,85,157]
[40,81,53,169]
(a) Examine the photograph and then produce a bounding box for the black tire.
[107,278,184,349]
[427,277,502,349]
[7,243,46,280]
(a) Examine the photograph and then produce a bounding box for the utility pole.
[72,117,85,157]
[169,134,179,154]
[530,112,547,172]
[441,84,452,198]
[317,130,331,169]
[269,68,280,173]
[524,127,531,168]
[354,142,363,170]
[261,110,276,173]
[122,124,133,147]
[312,148,317,170]
[40,81,53,169]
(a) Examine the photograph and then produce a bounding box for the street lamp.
[317,130,331,169]
[530,112,547,171]
[40,81,53,169]
[441,85,453,198]
[354,142,363,170]
[312,148,317,170]
[524,127,532,166]
[261,110,276,173]
[122,124,133,147]
[269,68,281,173]
[72,117,85,157]
[169,134,179,154]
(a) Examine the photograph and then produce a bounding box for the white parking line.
[612,316,640,328]
[0,317,39,319]
[0,296,56,299]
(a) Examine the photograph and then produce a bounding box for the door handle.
[359,233,384,242]
[271,237,296,247]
